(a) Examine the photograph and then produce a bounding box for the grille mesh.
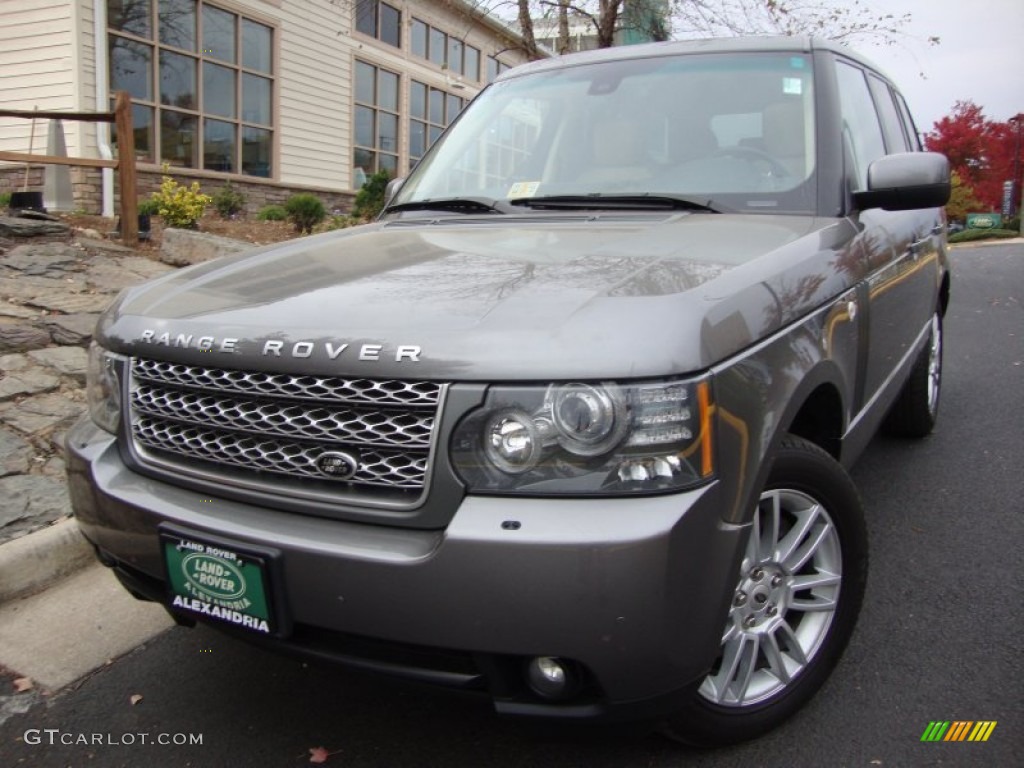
[128,358,442,495]
[132,358,442,406]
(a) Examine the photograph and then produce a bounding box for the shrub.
[257,204,287,222]
[319,214,360,232]
[284,193,326,233]
[948,228,1019,244]
[137,197,161,216]
[211,182,247,218]
[350,169,391,221]
[0,191,11,208]
[150,165,211,228]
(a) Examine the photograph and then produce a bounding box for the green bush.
[319,214,360,232]
[257,204,287,222]
[948,228,1019,244]
[137,197,161,216]
[150,164,211,228]
[1003,215,1020,233]
[284,193,326,233]
[211,182,247,218]
[351,169,391,221]
[0,191,11,208]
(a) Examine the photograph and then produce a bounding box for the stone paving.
[0,221,175,545]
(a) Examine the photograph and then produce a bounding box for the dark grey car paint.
[100,213,840,380]
[69,36,950,719]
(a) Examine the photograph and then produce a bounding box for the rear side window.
[894,92,922,150]
[867,74,910,152]
[835,60,886,190]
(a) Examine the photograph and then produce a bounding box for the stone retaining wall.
[1,166,355,217]
[0,225,177,544]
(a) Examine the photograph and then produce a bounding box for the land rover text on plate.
[69,37,950,745]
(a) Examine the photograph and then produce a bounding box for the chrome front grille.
[128,358,444,501]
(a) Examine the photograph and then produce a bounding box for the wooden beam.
[0,151,118,169]
[114,91,138,246]
[0,108,115,123]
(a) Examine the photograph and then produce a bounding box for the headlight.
[451,377,714,494]
[86,342,124,434]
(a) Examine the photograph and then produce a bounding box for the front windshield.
[392,51,817,214]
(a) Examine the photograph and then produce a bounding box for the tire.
[883,312,942,438]
[661,435,868,747]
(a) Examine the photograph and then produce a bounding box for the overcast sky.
[857,0,1023,133]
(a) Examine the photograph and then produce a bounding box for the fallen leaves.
[308,746,342,764]
[13,677,33,693]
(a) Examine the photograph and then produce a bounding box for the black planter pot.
[8,191,45,212]
[114,213,152,242]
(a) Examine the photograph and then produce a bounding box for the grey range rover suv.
[69,37,950,745]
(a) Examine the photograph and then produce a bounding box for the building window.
[355,0,400,48]
[107,0,274,177]
[411,18,427,58]
[408,80,464,171]
[486,55,509,83]
[410,17,480,82]
[354,60,400,178]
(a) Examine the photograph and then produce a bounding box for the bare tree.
[334,1,935,62]
[671,0,938,48]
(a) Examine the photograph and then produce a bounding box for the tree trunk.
[596,0,622,48]
[516,0,542,60]
[557,0,570,54]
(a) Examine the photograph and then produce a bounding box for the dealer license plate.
[162,532,277,636]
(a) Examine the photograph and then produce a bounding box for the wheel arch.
[939,269,951,317]
[785,382,845,461]
[716,358,850,527]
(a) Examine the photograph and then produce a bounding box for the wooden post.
[114,91,138,245]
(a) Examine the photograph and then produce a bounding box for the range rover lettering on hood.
[138,330,422,362]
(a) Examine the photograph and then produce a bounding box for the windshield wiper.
[508,194,721,213]
[383,197,508,215]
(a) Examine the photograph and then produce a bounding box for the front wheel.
[661,436,868,746]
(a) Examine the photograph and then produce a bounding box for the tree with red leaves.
[925,101,1024,215]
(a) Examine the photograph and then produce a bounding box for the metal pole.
[1013,115,1024,236]
[1017,117,1024,236]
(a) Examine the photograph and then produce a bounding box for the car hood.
[101,212,857,379]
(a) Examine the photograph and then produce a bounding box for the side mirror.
[384,177,405,208]
[853,152,951,212]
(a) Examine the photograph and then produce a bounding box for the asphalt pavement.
[0,241,1020,767]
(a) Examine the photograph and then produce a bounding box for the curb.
[0,517,94,604]
[949,236,1024,248]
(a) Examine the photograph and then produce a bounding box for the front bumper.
[67,416,746,720]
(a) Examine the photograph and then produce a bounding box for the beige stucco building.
[0,0,532,214]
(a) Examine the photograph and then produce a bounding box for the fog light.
[527,656,577,700]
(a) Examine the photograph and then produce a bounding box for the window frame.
[409,16,481,83]
[354,0,402,49]
[353,59,402,178]
[408,79,465,172]
[107,0,276,179]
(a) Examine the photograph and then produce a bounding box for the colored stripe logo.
[921,721,997,742]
